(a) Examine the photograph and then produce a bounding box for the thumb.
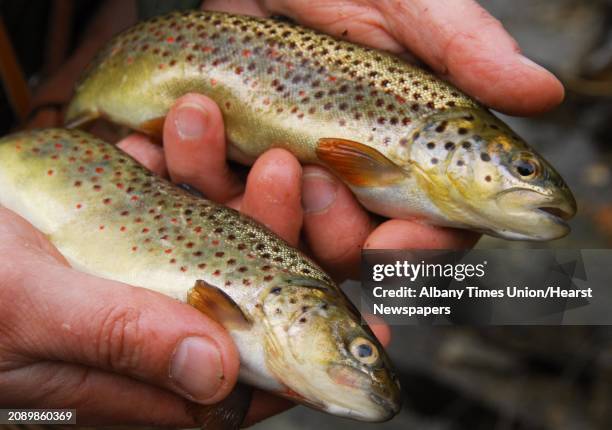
[6,257,240,406]
[18,265,239,404]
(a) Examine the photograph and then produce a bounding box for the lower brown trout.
[65,10,576,241]
[0,129,401,422]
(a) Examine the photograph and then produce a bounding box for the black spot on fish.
[480,153,491,162]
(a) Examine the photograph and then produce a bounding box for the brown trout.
[65,10,576,241]
[0,129,401,422]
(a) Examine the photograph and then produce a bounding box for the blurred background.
[1,0,611,429]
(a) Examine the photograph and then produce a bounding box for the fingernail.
[517,54,549,73]
[170,336,223,402]
[175,102,208,139]
[302,171,338,214]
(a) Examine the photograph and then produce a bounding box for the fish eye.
[349,337,379,365]
[513,158,539,179]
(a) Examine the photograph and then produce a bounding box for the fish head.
[411,109,576,240]
[262,281,401,421]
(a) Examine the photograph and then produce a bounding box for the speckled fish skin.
[0,129,401,422]
[65,10,576,240]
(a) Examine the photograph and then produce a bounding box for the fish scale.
[0,128,401,422]
[71,9,475,158]
[0,128,329,301]
[66,10,576,241]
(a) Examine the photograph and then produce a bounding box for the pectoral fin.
[316,138,406,187]
[188,280,252,330]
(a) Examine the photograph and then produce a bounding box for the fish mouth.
[326,364,401,421]
[369,392,402,421]
[495,188,577,240]
[537,205,574,225]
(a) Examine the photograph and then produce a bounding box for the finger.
[4,259,239,406]
[25,108,62,129]
[263,0,404,52]
[1,362,199,427]
[240,149,303,246]
[163,93,243,202]
[378,0,564,115]
[364,219,480,250]
[117,134,168,177]
[202,0,268,16]
[301,166,372,280]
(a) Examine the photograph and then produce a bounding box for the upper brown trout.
[65,10,576,241]
[0,129,401,422]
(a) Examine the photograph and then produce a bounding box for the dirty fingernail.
[170,336,223,402]
[175,102,208,139]
[302,171,338,214]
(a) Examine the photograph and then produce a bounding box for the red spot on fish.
[99,225,105,230]
[131,196,139,201]
[194,226,202,233]
[103,198,112,204]
[213,270,221,276]
[132,246,138,251]
[120,226,126,232]
[180,266,187,272]
[76,204,82,209]
[165,249,172,254]
[166,36,175,43]
[212,239,219,245]
[54,143,62,149]
[116,183,124,189]
[47,170,53,176]
[210,78,217,86]
[327,76,337,82]
[242,49,251,57]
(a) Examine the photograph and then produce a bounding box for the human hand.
[0,120,390,426]
[184,0,565,278]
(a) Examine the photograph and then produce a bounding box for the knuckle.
[93,305,146,373]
